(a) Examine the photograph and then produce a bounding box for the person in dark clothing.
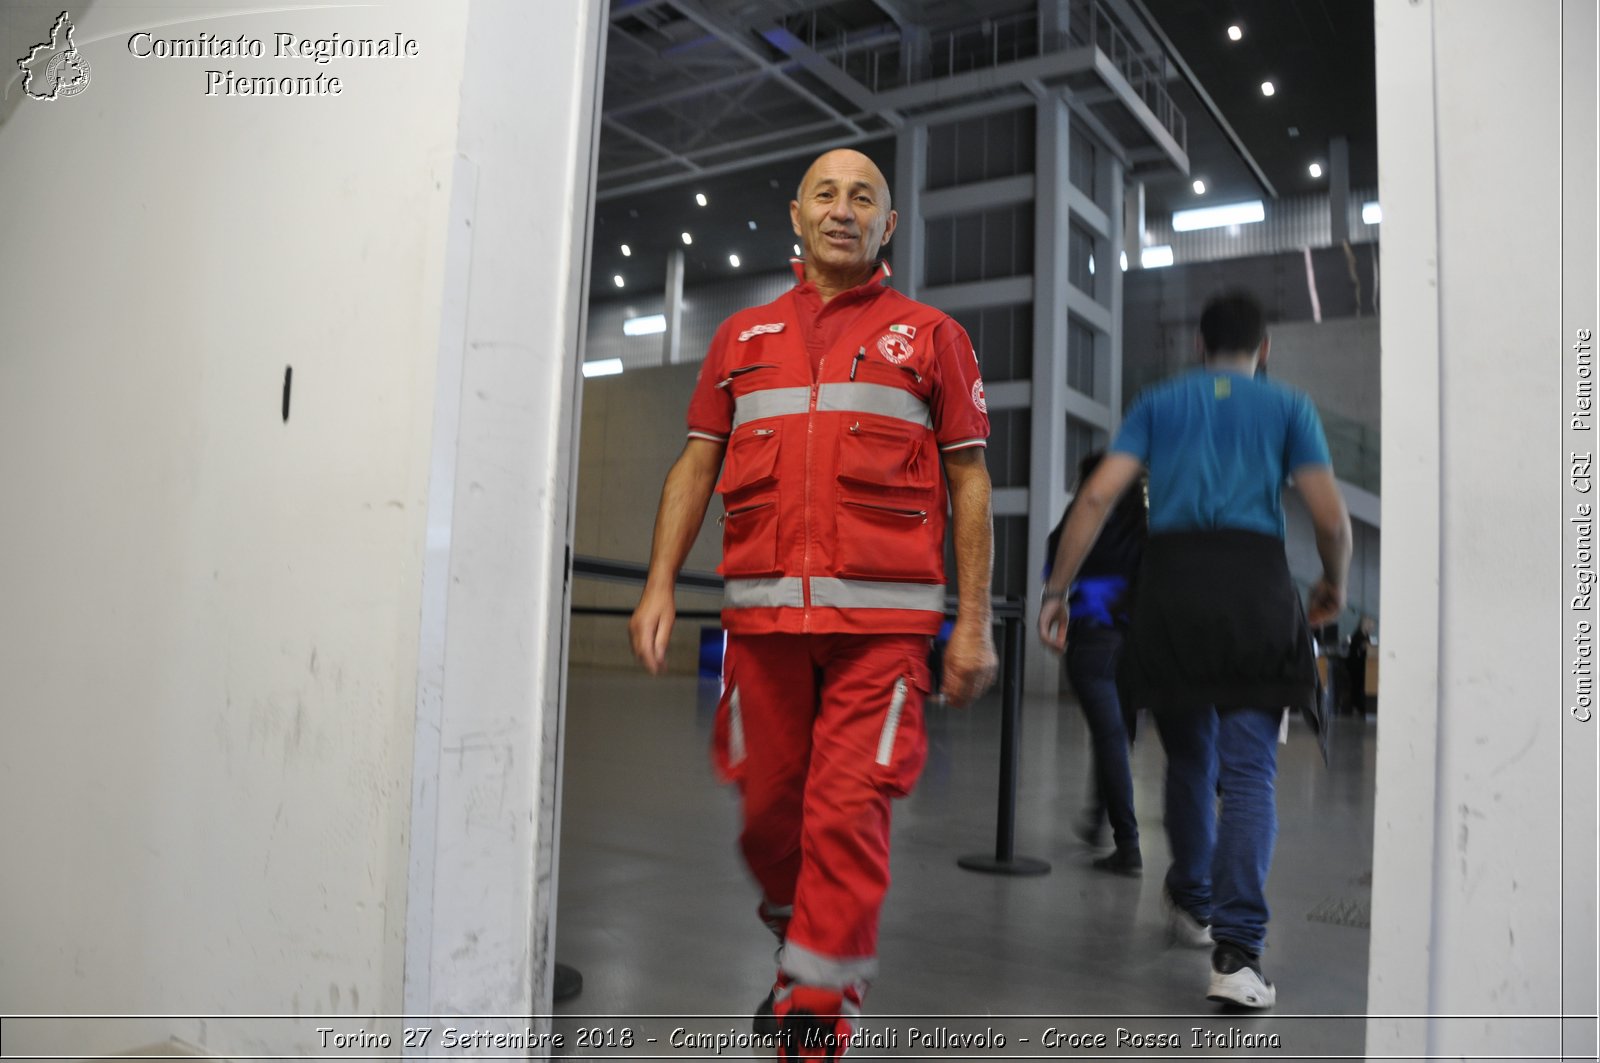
[1038,291,1351,1009]
[1044,451,1147,875]
[1346,616,1374,713]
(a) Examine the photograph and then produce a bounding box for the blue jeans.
[1065,626,1138,850]
[1153,704,1281,955]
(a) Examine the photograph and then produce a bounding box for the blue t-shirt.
[1110,368,1331,538]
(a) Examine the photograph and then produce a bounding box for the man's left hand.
[1038,593,1070,654]
[941,621,997,708]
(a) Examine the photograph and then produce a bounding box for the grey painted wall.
[572,363,723,674]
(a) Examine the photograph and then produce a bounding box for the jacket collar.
[789,257,893,298]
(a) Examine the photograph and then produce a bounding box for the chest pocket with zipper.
[717,423,783,577]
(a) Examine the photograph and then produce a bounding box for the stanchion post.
[958,609,1050,876]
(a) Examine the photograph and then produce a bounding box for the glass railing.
[1321,407,1380,496]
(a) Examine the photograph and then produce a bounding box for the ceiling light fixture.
[623,314,666,337]
[620,244,631,257]
[695,193,707,207]
[1193,179,1207,195]
[681,232,693,245]
[748,220,758,230]
[1362,202,1382,225]
[729,254,741,268]
[582,358,624,378]
[1140,245,1174,269]
[1261,80,1276,97]
[1308,162,1323,178]
[793,243,801,256]
[612,274,625,287]
[1228,25,1242,41]
[1172,200,1266,232]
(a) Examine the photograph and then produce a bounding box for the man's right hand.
[629,586,677,675]
[1307,576,1345,627]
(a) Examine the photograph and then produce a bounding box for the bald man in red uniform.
[631,149,997,1059]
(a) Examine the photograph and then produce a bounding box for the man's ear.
[1257,333,1272,366]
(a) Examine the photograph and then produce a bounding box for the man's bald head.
[790,149,898,299]
[795,149,892,210]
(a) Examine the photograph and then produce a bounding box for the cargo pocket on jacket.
[871,659,930,797]
[711,679,748,786]
[835,421,938,580]
[835,501,938,580]
[718,425,782,578]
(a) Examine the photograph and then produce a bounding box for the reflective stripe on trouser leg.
[781,941,877,993]
[726,634,817,926]
[784,633,930,985]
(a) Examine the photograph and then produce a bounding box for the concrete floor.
[552,665,1376,1059]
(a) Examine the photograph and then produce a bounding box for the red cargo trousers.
[713,631,932,989]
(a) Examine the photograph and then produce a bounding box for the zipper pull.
[849,347,865,381]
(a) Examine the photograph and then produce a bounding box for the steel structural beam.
[869,0,912,29]
[921,175,1035,217]
[919,276,1035,313]
[759,26,903,128]
[598,128,890,200]
[1121,0,1274,197]
[603,116,701,175]
[1026,92,1072,695]
[673,0,867,136]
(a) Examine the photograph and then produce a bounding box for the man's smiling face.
[791,150,897,287]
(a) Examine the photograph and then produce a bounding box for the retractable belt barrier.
[571,556,1048,877]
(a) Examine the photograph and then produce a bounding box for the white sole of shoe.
[1166,908,1214,948]
[1207,967,1277,1009]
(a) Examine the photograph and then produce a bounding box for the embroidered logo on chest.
[876,332,914,364]
[738,322,786,342]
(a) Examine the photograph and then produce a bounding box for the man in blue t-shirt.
[1039,290,1351,1009]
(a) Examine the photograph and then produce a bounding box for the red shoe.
[774,984,861,1061]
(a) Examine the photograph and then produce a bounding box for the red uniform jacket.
[687,260,990,635]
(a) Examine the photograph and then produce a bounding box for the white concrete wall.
[1368,1,1589,1057]
[402,0,603,1038]
[0,0,602,1056]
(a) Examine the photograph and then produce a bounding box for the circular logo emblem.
[44,51,92,98]
[971,378,987,413]
[876,333,914,365]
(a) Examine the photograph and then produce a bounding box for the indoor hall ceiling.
[592,0,1378,297]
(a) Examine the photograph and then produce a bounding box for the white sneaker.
[1164,888,1214,948]
[1207,942,1277,1009]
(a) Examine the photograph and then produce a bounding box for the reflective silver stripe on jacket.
[730,382,933,432]
[724,576,943,613]
[809,577,945,612]
[730,387,811,429]
[816,382,932,428]
[724,577,806,610]
[781,940,877,992]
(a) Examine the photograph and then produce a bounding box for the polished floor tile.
[554,666,1376,1058]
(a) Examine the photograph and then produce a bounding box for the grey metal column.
[1102,154,1125,429]
[662,248,685,365]
[1329,134,1350,246]
[1039,0,1073,52]
[1124,178,1145,266]
[892,124,926,299]
[1026,88,1071,695]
